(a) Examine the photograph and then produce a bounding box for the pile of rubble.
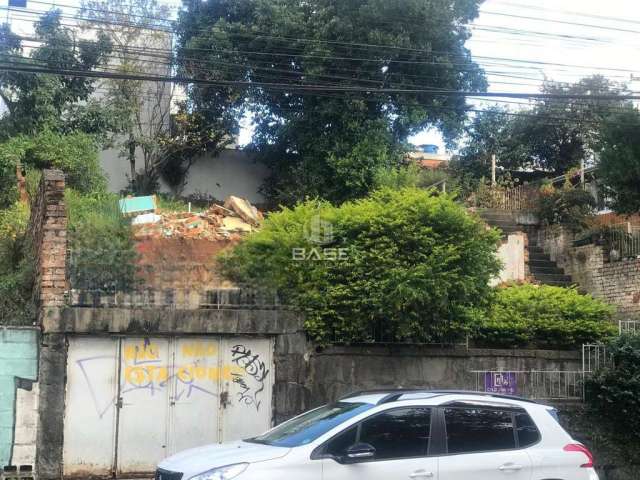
[131,195,264,241]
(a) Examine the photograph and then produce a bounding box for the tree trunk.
[128,133,136,188]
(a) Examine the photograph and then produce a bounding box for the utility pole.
[491,154,497,186]
[580,158,585,189]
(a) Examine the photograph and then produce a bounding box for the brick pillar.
[28,170,67,319]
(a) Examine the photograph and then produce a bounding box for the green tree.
[457,76,632,177]
[0,131,105,207]
[176,0,487,204]
[0,10,114,139]
[586,335,640,446]
[453,106,517,179]
[80,0,230,194]
[598,109,640,214]
[220,188,501,343]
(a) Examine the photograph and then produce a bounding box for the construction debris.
[130,195,262,241]
[224,195,264,226]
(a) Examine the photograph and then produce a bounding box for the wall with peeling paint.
[0,327,38,468]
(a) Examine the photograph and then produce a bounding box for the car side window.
[359,407,431,460]
[444,407,516,454]
[324,407,432,460]
[515,412,540,448]
[325,426,358,457]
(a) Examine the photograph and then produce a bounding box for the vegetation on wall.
[66,189,138,293]
[0,202,34,324]
[474,284,616,349]
[0,131,106,201]
[586,335,640,443]
[537,182,597,233]
[220,188,501,344]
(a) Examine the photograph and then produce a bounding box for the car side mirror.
[341,443,376,464]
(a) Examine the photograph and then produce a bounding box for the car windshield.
[247,401,374,448]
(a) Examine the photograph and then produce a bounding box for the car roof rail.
[339,389,538,405]
[424,390,539,405]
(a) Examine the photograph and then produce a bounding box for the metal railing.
[619,320,640,335]
[582,343,613,374]
[471,370,584,401]
[607,222,640,260]
[467,184,541,211]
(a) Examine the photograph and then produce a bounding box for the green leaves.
[598,108,640,215]
[176,0,486,204]
[0,10,114,140]
[220,188,501,344]
[474,284,616,349]
[537,185,597,233]
[585,335,640,448]
[0,131,106,206]
[66,189,139,293]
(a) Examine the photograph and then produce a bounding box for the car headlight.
[189,464,248,480]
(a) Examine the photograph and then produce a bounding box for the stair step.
[538,280,574,287]
[534,273,573,283]
[528,246,544,254]
[528,259,559,268]
[529,252,552,261]
[530,266,565,275]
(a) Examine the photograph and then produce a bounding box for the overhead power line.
[2,62,640,101]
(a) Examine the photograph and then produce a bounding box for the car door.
[321,407,438,480]
[437,406,533,480]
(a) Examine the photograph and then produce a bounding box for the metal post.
[580,158,586,189]
[491,154,497,186]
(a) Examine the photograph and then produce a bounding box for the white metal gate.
[63,336,274,477]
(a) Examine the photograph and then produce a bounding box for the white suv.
[157,390,599,480]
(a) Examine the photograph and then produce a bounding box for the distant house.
[407,144,451,169]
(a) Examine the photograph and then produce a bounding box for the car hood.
[158,441,290,479]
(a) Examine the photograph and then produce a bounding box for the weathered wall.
[306,345,581,406]
[539,227,640,318]
[493,232,526,285]
[0,328,39,469]
[37,307,307,479]
[27,170,67,315]
[100,147,270,205]
[134,238,236,293]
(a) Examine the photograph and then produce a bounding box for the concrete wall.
[0,328,39,469]
[307,345,581,406]
[539,227,640,318]
[493,232,526,286]
[100,148,270,205]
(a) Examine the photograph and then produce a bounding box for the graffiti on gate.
[75,340,270,418]
[231,344,270,411]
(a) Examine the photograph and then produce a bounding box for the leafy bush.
[0,202,35,324]
[537,184,596,232]
[474,284,616,348]
[220,188,502,344]
[0,131,106,204]
[374,163,457,192]
[586,335,640,446]
[66,190,138,292]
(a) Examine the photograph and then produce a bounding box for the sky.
[3,0,640,151]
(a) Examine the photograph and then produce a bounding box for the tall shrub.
[474,284,616,348]
[220,188,502,343]
[586,335,640,445]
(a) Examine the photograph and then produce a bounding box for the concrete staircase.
[477,209,574,287]
[527,242,574,287]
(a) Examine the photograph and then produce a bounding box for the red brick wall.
[135,238,238,291]
[28,170,67,313]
